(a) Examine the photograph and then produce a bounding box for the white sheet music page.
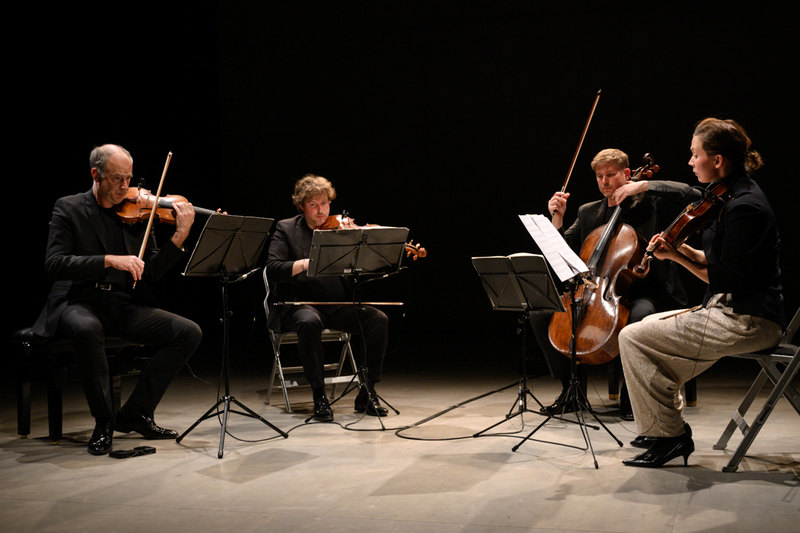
[518,214,588,282]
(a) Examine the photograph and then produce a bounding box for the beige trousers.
[619,293,782,437]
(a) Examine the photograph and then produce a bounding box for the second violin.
[318,213,428,261]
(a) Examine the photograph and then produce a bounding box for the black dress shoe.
[88,421,114,455]
[623,433,695,467]
[312,395,334,422]
[631,422,692,449]
[355,389,388,417]
[115,412,178,440]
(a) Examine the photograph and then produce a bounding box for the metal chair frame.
[262,268,359,413]
[713,306,800,472]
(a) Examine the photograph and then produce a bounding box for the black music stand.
[516,214,623,468]
[176,214,288,458]
[306,225,409,428]
[471,254,565,437]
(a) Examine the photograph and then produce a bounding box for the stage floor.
[1,354,798,533]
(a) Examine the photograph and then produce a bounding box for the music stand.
[471,253,564,437]
[176,214,288,458]
[306,226,408,428]
[516,214,623,468]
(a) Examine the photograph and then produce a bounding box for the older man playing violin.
[265,174,389,421]
[32,144,202,455]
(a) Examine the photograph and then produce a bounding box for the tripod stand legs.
[177,394,288,458]
[473,377,544,437]
[511,374,622,467]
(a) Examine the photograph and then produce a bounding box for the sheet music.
[518,214,588,282]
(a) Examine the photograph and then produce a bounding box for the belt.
[93,281,123,292]
[94,281,112,291]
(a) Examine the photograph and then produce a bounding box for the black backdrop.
[10,3,797,370]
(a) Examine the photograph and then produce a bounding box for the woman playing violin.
[265,174,389,421]
[619,118,785,468]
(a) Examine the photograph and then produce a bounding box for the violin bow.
[559,89,602,194]
[133,151,172,288]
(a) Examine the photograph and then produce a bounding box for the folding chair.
[713,306,800,472]
[262,268,359,413]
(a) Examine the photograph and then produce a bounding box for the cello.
[547,155,659,365]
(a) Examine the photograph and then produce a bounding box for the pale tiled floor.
[2,349,798,532]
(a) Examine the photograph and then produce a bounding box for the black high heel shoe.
[623,433,694,468]
[630,422,692,449]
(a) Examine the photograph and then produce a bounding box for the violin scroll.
[405,241,427,260]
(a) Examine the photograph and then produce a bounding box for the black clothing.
[265,214,388,390]
[33,190,201,423]
[533,181,700,381]
[702,171,784,327]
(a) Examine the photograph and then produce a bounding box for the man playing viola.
[531,148,698,418]
[265,174,389,421]
[33,144,203,455]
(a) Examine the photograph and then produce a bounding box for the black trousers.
[58,290,202,423]
[279,304,388,392]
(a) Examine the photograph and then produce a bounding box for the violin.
[633,180,732,276]
[115,187,218,224]
[547,154,657,365]
[318,213,428,261]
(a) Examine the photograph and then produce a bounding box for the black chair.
[713,306,800,472]
[12,327,147,442]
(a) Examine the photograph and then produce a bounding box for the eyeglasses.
[105,174,133,185]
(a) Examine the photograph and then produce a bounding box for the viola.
[115,187,218,224]
[547,154,657,365]
[633,180,732,276]
[318,213,428,261]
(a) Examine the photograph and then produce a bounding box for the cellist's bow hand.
[548,192,569,226]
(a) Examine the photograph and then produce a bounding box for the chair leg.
[111,375,122,415]
[17,380,31,438]
[714,370,769,451]
[47,379,63,443]
[722,353,800,472]
[345,336,361,388]
[272,345,292,414]
[685,378,697,406]
[608,359,621,399]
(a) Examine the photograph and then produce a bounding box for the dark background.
[9,3,796,373]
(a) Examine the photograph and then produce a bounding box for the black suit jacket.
[32,189,185,337]
[560,181,700,308]
[264,214,348,330]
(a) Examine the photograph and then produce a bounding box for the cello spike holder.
[511,276,623,468]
